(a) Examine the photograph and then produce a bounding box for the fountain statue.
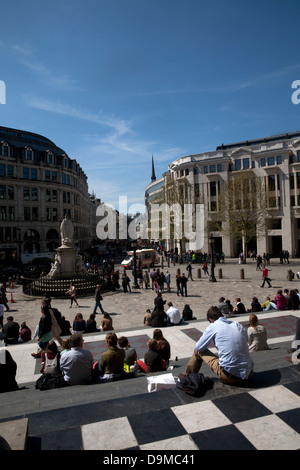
[23,215,110,298]
[47,215,87,278]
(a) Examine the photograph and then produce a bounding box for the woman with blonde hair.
[247,314,269,352]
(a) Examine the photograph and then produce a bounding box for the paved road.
[3,257,299,336]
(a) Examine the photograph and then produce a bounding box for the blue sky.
[1,0,300,210]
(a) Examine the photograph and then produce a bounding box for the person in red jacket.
[261,267,272,288]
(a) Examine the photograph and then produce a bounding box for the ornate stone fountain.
[23,216,111,298]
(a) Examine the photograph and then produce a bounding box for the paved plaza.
[3,257,300,334]
[0,257,300,452]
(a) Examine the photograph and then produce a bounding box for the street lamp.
[131,240,139,288]
[209,234,217,282]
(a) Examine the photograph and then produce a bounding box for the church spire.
[151,155,156,182]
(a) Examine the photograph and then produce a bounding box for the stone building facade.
[145,131,300,258]
[0,126,90,263]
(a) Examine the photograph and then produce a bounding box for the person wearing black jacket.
[2,316,19,344]
[93,284,105,314]
[150,292,166,327]
[0,349,19,393]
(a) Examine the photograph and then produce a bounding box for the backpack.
[35,373,65,390]
[43,353,59,376]
[177,372,214,397]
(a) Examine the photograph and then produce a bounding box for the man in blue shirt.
[185,306,254,385]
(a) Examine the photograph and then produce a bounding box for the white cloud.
[0,40,80,91]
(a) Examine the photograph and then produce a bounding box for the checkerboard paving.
[80,382,300,450]
[81,385,300,451]
[6,309,300,451]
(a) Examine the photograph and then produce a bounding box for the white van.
[121,249,158,269]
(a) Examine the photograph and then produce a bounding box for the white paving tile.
[250,385,300,413]
[236,414,300,450]
[140,434,199,451]
[81,416,138,450]
[171,400,231,434]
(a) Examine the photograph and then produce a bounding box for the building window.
[8,206,15,221]
[3,144,9,156]
[267,156,275,166]
[271,218,282,229]
[63,191,71,204]
[210,181,217,197]
[32,188,38,201]
[45,170,50,181]
[209,165,216,173]
[52,171,57,182]
[52,190,57,202]
[204,166,208,174]
[0,207,6,220]
[235,160,241,171]
[0,185,5,199]
[277,155,282,164]
[194,167,200,174]
[217,163,222,172]
[23,167,29,179]
[24,207,30,221]
[8,186,14,200]
[268,175,276,191]
[32,207,38,221]
[0,164,5,176]
[7,165,13,177]
[23,187,30,200]
[46,189,51,202]
[210,201,217,212]
[31,168,37,180]
[243,158,250,169]
[26,148,32,160]
[261,158,266,167]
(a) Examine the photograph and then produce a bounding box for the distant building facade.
[0,126,90,263]
[145,131,300,257]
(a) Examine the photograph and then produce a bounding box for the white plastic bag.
[147,373,177,393]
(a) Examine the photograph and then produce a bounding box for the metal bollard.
[197,268,201,279]
[240,268,244,279]
[219,268,222,279]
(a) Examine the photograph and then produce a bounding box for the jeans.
[265,302,277,311]
[93,300,104,314]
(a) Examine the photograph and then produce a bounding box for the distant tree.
[217,171,271,263]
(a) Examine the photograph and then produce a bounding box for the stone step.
[0,418,28,450]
